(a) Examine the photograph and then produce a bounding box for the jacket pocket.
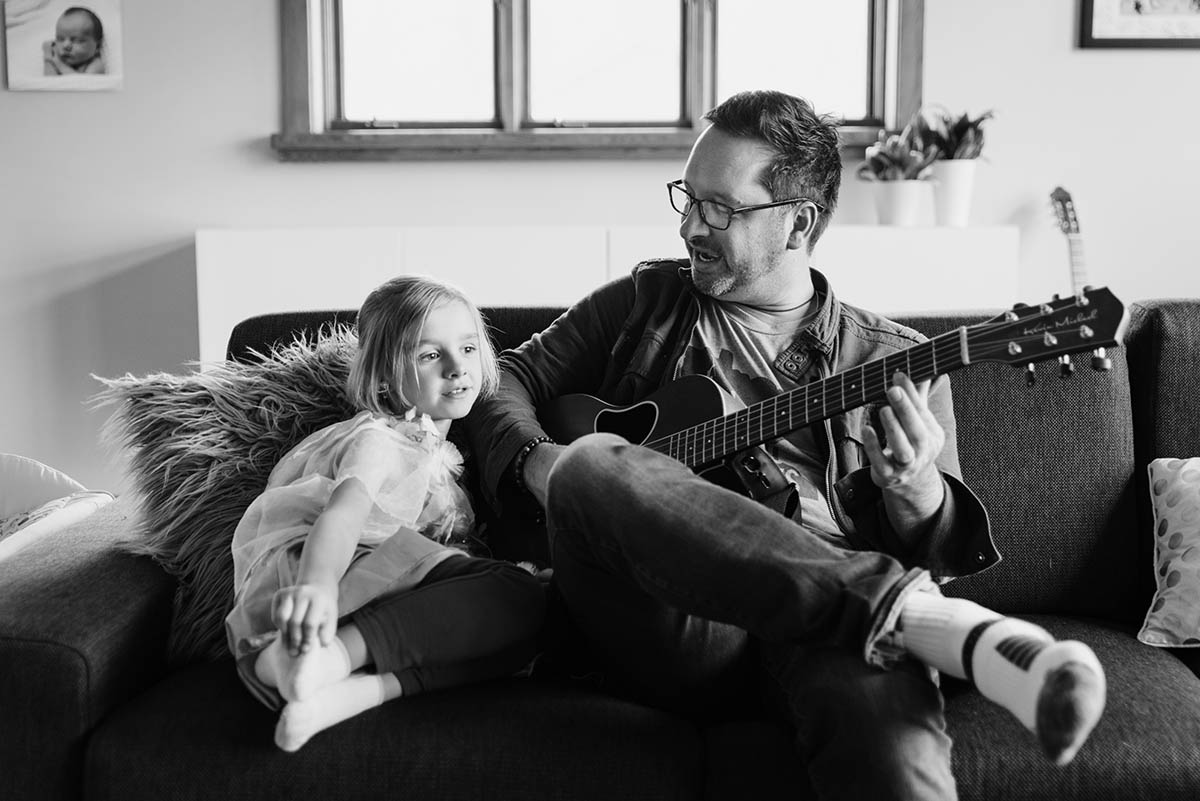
[830,405,878,473]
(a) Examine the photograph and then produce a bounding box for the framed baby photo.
[4,0,123,90]
[1081,0,1200,48]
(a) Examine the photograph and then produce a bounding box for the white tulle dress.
[225,409,473,680]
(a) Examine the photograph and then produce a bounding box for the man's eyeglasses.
[667,180,825,231]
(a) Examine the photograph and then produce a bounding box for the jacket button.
[845,488,855,501]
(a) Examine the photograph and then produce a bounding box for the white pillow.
[0,452,87,518]
[0,490,115,561]
[1138,457,1200,648]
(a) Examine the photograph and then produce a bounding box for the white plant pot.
[872,180,926,226]
[930,159,978,227]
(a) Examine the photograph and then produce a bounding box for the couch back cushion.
[900,312,1139,621]
[228,305,1142,622]
[1125,299,1200,609]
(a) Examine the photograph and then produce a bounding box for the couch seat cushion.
[946,616,1200,801]
[86,658,705,801]
[86,618,1200,801]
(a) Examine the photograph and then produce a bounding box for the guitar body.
[539,374,797,510]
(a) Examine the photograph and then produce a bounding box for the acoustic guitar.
[540,288,1128,507]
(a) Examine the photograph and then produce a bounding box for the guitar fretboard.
[644,328,970,469]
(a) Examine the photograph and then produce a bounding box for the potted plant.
[908,107,994,226]
[856,130,938,182]
[908,108,993,160]
[856,130,937,226]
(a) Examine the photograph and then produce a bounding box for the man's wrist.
[513,436,556,496]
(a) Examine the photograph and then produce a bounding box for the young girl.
[225,276,545,752]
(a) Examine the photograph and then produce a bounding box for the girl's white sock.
[898,591,1106,765]
[254,636,352,702]
[274,673,402,752]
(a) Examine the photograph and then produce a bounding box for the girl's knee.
[488,563,548,636]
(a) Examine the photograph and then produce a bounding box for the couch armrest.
[0,497,175,801]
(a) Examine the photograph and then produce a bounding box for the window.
[273,0,924,160]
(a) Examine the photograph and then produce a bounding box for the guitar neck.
[1067,233,1088,294]
[647,328,971,469]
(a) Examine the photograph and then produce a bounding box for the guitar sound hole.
[595,402,658,444]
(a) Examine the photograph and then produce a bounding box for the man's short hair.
[704,90,841,248]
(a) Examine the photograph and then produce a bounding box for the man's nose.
[678,202,709,239]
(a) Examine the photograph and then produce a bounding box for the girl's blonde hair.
[346,275,500,415]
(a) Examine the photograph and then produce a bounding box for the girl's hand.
[272,583,338,656]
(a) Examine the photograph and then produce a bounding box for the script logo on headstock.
[1022,307,1099,337]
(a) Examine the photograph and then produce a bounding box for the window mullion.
[686,0,714,127]
[894,0,924,129]
[513,0,531,130]
[869,0,887,126]
[495,0,517,132]
[326,0,344,126]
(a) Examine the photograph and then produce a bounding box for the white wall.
[0,0,1195,491]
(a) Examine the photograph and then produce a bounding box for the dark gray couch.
[4,299,1200,801]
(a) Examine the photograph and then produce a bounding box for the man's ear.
[786,203,819,251]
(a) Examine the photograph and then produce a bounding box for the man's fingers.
[878,406,916,465]
[888,373,945,458]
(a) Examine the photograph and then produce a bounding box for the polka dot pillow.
[1139,457,1200,648]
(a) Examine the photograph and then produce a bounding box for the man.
[465,90,1105,800]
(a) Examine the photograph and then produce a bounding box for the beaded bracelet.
[513,435,556,495]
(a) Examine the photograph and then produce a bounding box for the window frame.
[271,0,923,161]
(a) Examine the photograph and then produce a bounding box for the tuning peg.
[1059,354,1075,379]
[1091,346,1112,371]
[1025,363,1037,386]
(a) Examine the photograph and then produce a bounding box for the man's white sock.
[898,590,1106,765]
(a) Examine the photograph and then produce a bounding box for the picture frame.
[4,0,123,90]
[1081,0,1200,48]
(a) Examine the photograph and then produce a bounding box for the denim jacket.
[465,260,998,579]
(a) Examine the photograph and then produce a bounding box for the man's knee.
[547,433,629,497]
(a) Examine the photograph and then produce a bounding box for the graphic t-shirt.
[674,295,842,540]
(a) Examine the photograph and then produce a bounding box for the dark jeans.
[354,555,546,697]
[545,433,955,801]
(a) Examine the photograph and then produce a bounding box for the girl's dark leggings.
[352,555,546,697]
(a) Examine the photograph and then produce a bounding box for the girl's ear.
[786,202,819,250]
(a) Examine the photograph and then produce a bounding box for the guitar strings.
[647,324,1101,467]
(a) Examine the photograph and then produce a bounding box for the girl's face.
[55,12,99,67]
[400,300,483,435]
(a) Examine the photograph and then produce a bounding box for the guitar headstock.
[969,287,1127,367]
[1050,186,1080,235]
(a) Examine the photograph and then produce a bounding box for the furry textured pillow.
[95,328,358,666]
[1139,457,1200,648]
